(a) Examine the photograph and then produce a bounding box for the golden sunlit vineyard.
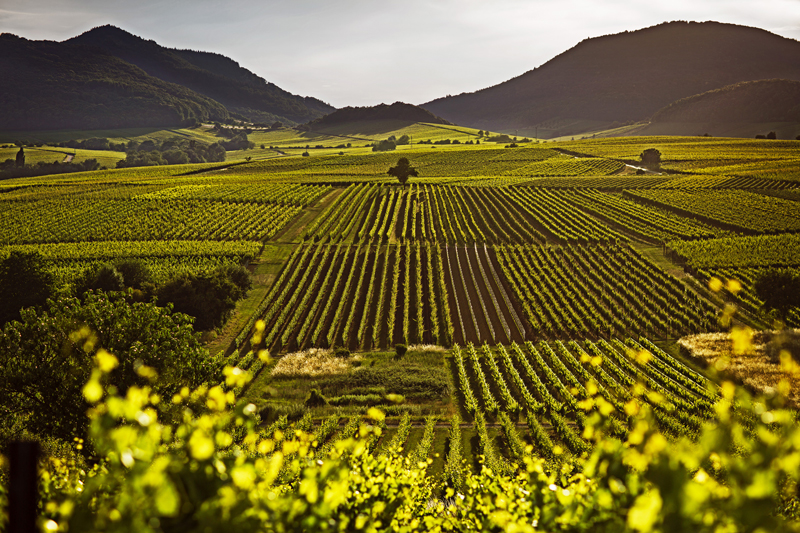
[2,130,800,533]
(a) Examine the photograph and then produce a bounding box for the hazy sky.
[2,0,800,107]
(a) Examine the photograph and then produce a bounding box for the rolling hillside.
[422,21,800,138]
[631,79,800,138]
[307,102,451,130]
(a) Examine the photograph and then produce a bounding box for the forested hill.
[307,102,451,129]
[421,21,800,136]
[0,33,230,131]
[68,25,334,125]
[651,79,800,123]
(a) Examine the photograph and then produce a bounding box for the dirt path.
[272,187,344,243]
[205,243,298,356]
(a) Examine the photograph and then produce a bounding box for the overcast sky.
[2,0,800,108]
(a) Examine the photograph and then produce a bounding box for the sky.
[2,0,800,108]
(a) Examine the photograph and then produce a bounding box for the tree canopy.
[387,157,419,186]
[754,269,800,324]
[0,291,215,448]
[0,251,55,326]
[640,148,661,169]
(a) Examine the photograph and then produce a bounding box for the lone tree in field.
[15,146,25,168]
[640,148,661,170]
[754,269,800,325]
[387,157,418,186]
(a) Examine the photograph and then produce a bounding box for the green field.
[3,127,800,529]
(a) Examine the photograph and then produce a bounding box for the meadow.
[3,124,800,530]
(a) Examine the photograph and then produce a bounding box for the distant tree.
[372,139,397,152]
[796,135,800,140]
[206,142,226,162]
[754,269,800,325]
[396,135,410,145]
[157,267,251,331]
[640,148,661,169]
[766,131,777,140]
[755,135,767,139]
[163,150,189,165]
[73,264,125,297]
[478,130,484,137]
[15,146,25,168]
[113,258,152,290]
[271,121,283,130]
[302,151,310,157]
[0,251,55,326]
[387,157,418,187]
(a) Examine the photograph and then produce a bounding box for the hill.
[421,21,800,138]
[306,102,451,131]
[624,79,800,139]
[0,33,229,131]
[67,25,334,125]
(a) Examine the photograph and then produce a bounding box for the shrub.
[305,388,328,407]
[113,258,153,290]
[334,347,351,358]
[157,267,252,331]
[0,251,55,325]
[395,344,408,358]
[73,264,125,296]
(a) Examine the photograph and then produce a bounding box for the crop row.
[504,187,624,243]
[557,189,722,242]
[304,183,547,245]
[135,182,331,206]
[666,233,800,269]
[0,198,299,244]
[452,337,716,455]
[625,189,800,234]
[247,242,454,353]
[496,243,718,339]
[693,266,800,327]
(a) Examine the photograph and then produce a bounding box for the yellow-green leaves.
[189,429,215,461]
[95,349,119,373]
[82,374,104,403]
[627,490,662,532]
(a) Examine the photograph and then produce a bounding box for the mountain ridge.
[421,21,800,137]
[0,33,230,131]
[67,25,334,125]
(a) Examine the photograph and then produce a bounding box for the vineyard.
[625,189,800,233]
[4,130,800,529]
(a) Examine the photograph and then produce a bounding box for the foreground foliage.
[0,292,215,448]
[1,350,799,532]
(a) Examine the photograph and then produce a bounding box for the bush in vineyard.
[157,266,252,331]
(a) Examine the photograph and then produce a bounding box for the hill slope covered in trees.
[0,33,230,130]
[422,21,800,137]
[0,25,335,131]
[307,102,451,130]
[67,25,334,125]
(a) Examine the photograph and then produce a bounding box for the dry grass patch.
[408,344,447,353]
[271,348,360,377]
[679,330,800,406]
